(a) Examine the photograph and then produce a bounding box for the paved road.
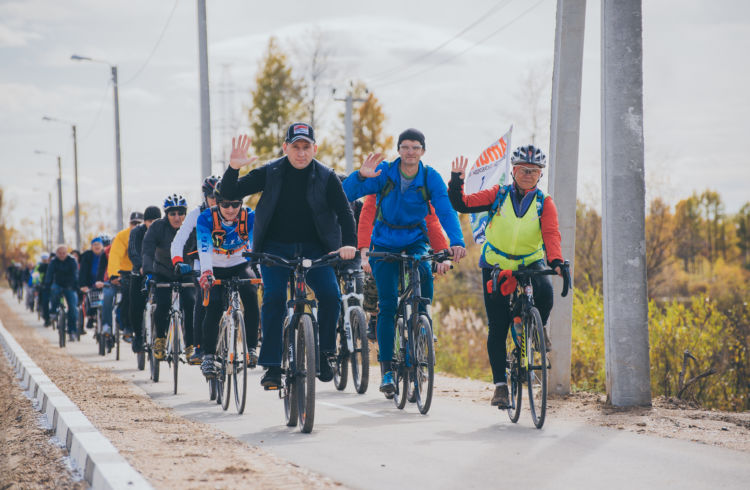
[5,291,749,489]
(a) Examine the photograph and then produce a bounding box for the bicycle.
[52,295,68,348]
[202,275,261,414]
[85,288,108,356]
[155,279,195,395]
[332,265,369,394]
[489,261,570,429]
[244,250,346,434]
[366,249,452,415]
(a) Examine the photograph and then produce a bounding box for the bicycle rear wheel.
[148,314,160,383]
[333,318,348,391]
[232,311,248,414]
[350,307,369,394]
[296,315,316,433]
[392,318,409,410]
[97,310,105,356]
[507,349,522,423]
[170,313,181,395]
[414,315,435,415]
[282,321,298,427]
[526,307,547,429]
[58,308,66,348]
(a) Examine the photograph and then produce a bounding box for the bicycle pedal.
[264,385,279,391]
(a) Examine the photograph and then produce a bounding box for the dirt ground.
[0,294,340,489]
[435,373,750,452]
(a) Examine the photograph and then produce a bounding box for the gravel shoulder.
[435,372,750,452]
[0,292,341,489]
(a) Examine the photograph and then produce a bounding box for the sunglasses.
[515,167,542,176]
[167,209,186,217]
[219,200,242,209]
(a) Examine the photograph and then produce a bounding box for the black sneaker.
[247,347,258,369]
[261,366,282,390]
[491,384,509,407]
[201,354,217,379]
[366,316,377,341]
[318,355,334,382]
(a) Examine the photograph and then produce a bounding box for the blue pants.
[258,241,341,367]
[370,241,433,363]
[50,284,78,334]
[102,285,118,333]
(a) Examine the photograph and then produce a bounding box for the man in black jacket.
[128,205,161,353]
[220,123,357,389]
[142,196,195,359]
[44,245,79,338]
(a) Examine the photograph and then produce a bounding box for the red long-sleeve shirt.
[447,173,563,263]
[357,194,449,251]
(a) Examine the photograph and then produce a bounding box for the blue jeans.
[258,241,341,367]
[370,241,433,364]
[50,284,78,334]
[102,285,117,334]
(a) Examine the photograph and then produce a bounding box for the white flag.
[467,126,512,244]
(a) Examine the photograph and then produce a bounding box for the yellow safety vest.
[482,188,545,270]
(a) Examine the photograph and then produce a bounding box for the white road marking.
[319,401,384,418]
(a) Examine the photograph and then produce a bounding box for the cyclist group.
[14,121,568,419]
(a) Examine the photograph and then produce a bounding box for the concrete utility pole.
[601,0,651,406]
[56,156,65,245]
[547,0,586,395]
[335,89,367,173]
[47,193,52,249]
[197,0,213,179]
[112,65,124,231]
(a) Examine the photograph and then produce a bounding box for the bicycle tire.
[137,351,145,371]
[232,310,248,414]
[392,318,408,410]
[209,378,217,401]
[115,315,120,361]
[350,307,369,394]
[333,319,349,392]
[415,315,435,415]
[97,310,105,356]
[219,316,231,411]
[526,307,547,429]
[507,348,522,423]
[282,320,298,426]
[171,313,181,395]
[58,308,66,348]
[148,312,160,383]
[296,314,316,433]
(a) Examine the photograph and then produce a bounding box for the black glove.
[549,259,563,270]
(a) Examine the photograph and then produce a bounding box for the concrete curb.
[0,316,151,489]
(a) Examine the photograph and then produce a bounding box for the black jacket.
[142,218,195,280]
[128,223,147,273]
[78,250,108,288]
[44,256,79,289]
[221,157,356,253]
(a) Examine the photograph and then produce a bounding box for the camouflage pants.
[363,272,378,314]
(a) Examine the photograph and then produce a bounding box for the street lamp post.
[43,116,81,250]
[71,54,124,230]
[35,151,64,245]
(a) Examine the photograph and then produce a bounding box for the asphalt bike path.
[5,293,748,489]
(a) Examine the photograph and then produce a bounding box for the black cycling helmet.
[202,175,221,198]
[511,145,547,168]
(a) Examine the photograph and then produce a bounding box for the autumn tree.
[248,37,306,160]
[674,195,704,273]
[645,198,675,298]
[574,201,602,291]
[700,190,727,266]
[736,202,750,268]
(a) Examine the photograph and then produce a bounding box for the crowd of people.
[7,121,566,409]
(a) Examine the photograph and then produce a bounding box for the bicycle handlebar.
[492,260,571,297]
[366,249,453,263]
[243,251,360,270]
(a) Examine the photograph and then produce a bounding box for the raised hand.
[229,134,259,169]
[451,156,469,178]
[359,152,384,179]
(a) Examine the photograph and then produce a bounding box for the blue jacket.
[196,206,255,273]
[343,159,465,249]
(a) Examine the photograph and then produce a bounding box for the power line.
[121,0,180,85]
[372,0,547,89]
[367,0,513,83]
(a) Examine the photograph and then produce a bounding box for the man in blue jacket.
[343,128,466,394]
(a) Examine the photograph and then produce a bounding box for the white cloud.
[0,23,42,47]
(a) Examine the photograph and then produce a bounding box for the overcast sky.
[1,0,749,239]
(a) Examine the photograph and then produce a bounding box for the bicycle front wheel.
[170,313,181,395]
[350,307,369,394]
[507,349,522,423]
[414,315,435,415]
[333,318,348,392]
[232,310,248,414]
[218,317,231,411]
[114,316,120,361]
[526,307,547,429]
[147,313,160,382]
[296,315,316,433]
[97,310,105,356]
[58,308,66,348]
